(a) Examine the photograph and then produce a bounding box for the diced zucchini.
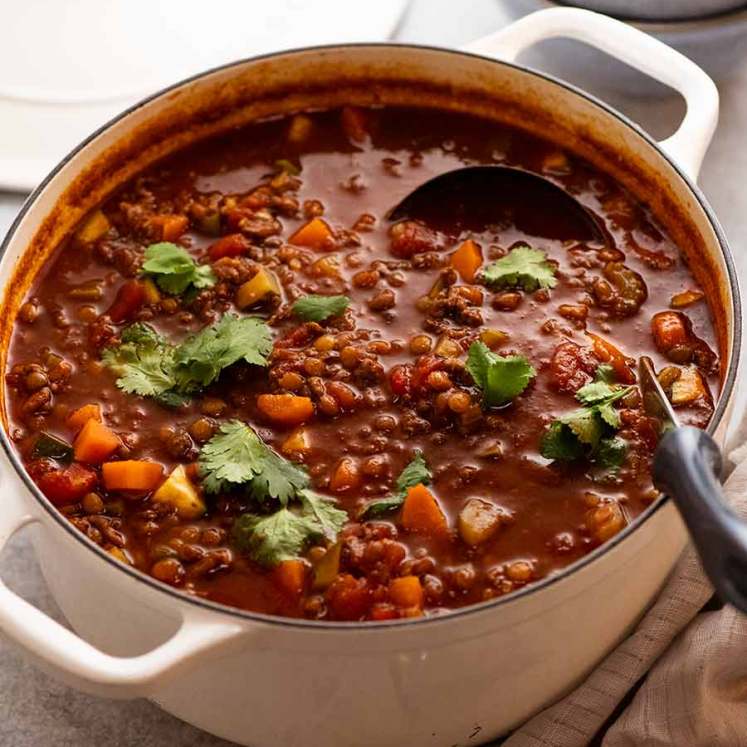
[480,329,509,349]
[76,210,110,243]
[671,366,707,405]
[32,433,73,462]
[236,267,280,309]
[152,465,205,519]
[434,336,461,358]
[312,542,342,590]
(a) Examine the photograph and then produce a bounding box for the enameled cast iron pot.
[0,9,741,746]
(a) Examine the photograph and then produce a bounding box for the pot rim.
[0,41,741,631]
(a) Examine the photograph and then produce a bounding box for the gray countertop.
[2,0,747,744]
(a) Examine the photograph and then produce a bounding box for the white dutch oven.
[0,9,741,746]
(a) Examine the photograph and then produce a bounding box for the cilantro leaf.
[299,489,347,539]
[466,341,535,407]
[480,245,557,292]
[540,382,634,464]
[231,490,347,566]
[360,451,432,519]
[142,242,216,295]
[174,314,272,390]
[395,450,432,494]
[250,450,310,505]
[292,294,350,322]
[594,364,616,384]
[540,421,585,461]
[199,420,310,504]
[102,315,272,404]
[596,436,628,471]
[575,380,619,406]
[199,420,269,494]
[101,323,176,397]
[359,494,406,519]
[232,508,322,566]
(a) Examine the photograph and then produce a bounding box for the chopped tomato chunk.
[326,574,372,621]
[208,233,251,261]
[107,280,145,324]
[37,463,97,506]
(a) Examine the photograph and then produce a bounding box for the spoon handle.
[654,426,747,613]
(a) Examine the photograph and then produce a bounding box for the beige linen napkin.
[504,442,747,747]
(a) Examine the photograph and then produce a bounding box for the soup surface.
[5,107,720,621]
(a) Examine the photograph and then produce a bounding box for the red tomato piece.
[37,463,97,505]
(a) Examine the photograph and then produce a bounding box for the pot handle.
[463,7,719,181]
[0,479,243,699]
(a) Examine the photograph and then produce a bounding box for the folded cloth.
[503,443,747,747]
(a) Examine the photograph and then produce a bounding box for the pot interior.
[0,44,738,624]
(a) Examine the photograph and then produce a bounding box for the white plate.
[0,0,410,192]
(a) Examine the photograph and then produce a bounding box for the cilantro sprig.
[480,245,557,292]
[466,341,535,408]
[292,294,350,322]
[200,421,347,566]
[540,378,634,470]
[142,242,216,295]
[102,314,272,403]
[359,451,432,519]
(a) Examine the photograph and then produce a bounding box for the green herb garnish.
[101,323,177,398]
[199,421,347,566]
[291,294,350,322]
[466,341,535,408]
[540,380,634,469]
[102,315,271,403]
[359,451,432,519]
[141,242,216,295]
[480,245,557,292]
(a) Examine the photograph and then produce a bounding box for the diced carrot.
[37,463,97,506]
[102,460,163,492]
[257,393,314,426]
[76,210,110,243]
[587,332,635,384]
[208,233,251,261]
[401,484,448,536]
[651,311,688,352]
[274,559,307,596]
[341,106,368,142]
[329,457,361,493]
[389,575,424,609]
[289,218,334,251]
[107,280,145,323]
[150,214,189,241]
[73,419,120,464]
[67,403,102,432]
[450,239,483,283]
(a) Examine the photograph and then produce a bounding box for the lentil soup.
[5,106,720,621]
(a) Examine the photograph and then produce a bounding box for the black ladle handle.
[654,426,747,613]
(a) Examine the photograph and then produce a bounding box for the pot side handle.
[0,481,243,699]
[463,7,719,181]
